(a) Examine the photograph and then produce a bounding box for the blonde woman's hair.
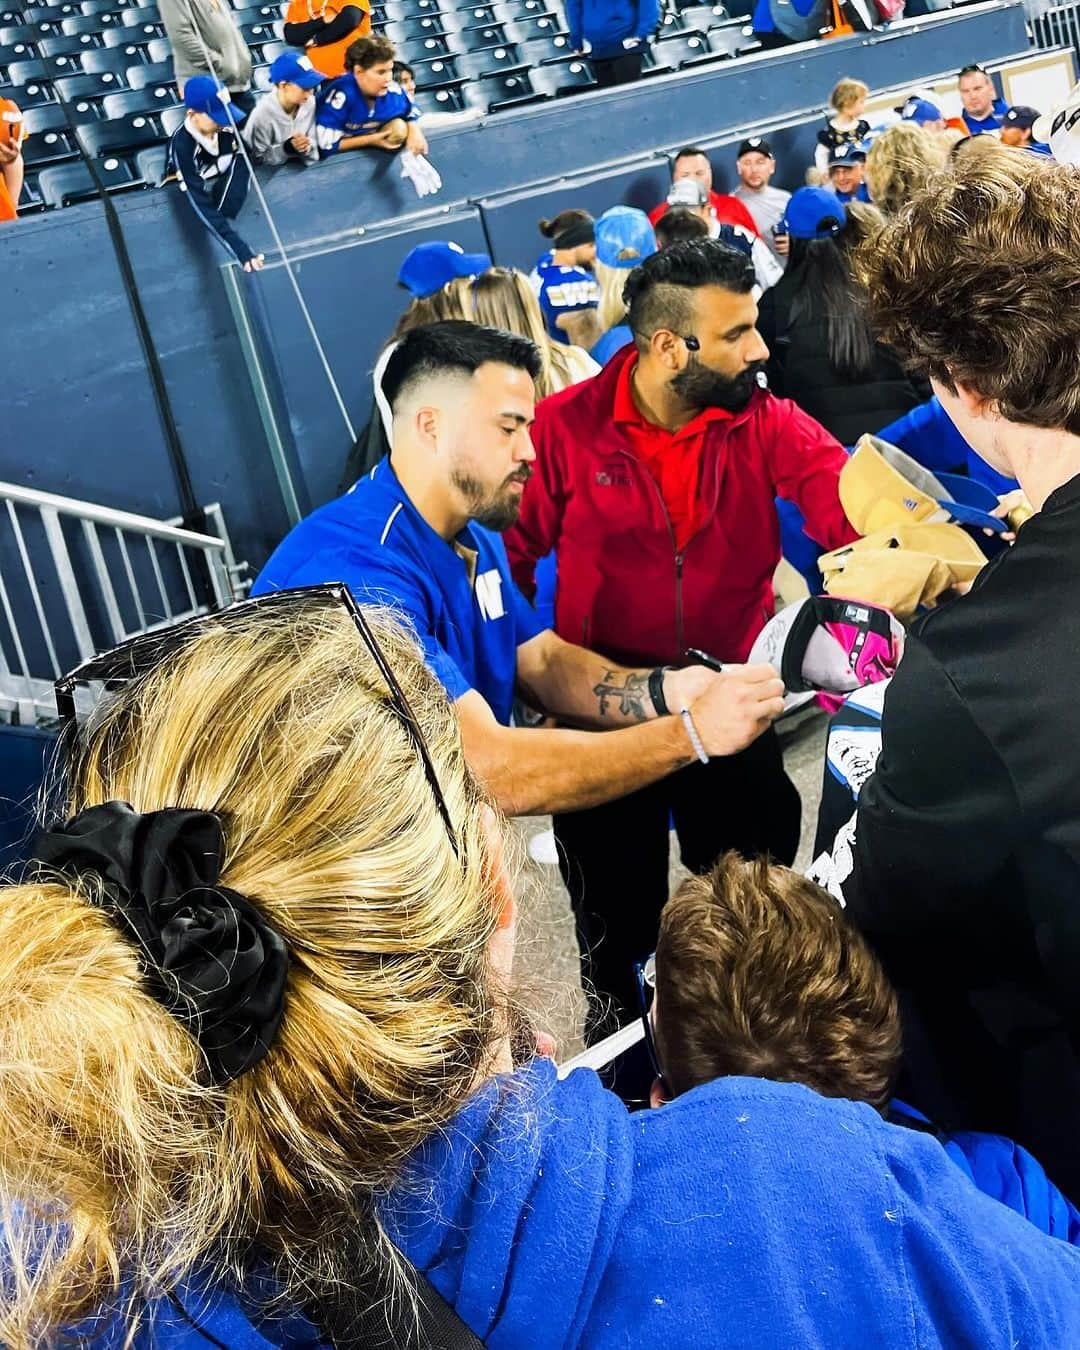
[594,259,632,334]
[865,121,948,217]
[830,77,868,114]
[0,600,505,1346]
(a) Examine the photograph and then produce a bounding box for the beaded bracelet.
[679,706,709,765]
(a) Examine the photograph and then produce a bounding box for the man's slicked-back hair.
[854,152,1080,435]
[382,319,543,411]
[673,144,708,168]
[624,238,756,350]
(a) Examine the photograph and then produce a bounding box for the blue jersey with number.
[314,76,419,156]
[528,250,600,344]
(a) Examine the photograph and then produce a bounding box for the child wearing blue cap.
[243,52,324,165]
[165,75,264,271]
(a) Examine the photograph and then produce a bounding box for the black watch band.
[648,666,672,717]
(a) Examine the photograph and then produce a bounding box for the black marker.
[686,648,724,673]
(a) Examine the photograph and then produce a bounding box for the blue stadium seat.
[238,18,279,42]
[529,51,594,94]
[475,65,544,109]
[159,103,184,133]
[101,83,177,117]
[17,169,48,211]
[452,19,512,48]
[126,59,174,87]
[119,1,160,20]
[80,0,129,12]
[382,11,446,39]
[76,108,166,153]
[709,22,758,53]
[495,0,551,18]
[0,5,28,21]
[409,52,460,86]
[518,30,573,62]
[0,33,41,58]
[454,2,498,22]
[21,123,80,165]
[454,43,526,77]
[77,42,135,71]
[381,0,443,19]
[8,53,87,82]
[251,62,272,89]
[102,23,149,45]
[3,79,57,108]
[501,10,562,38]
[255,37,288,61]
[231,2,279,21]
[51,66,127,97]
[400,32,452,57]
[38,30,103,53]
[134,141,166,182]
[677,3,728,24]
[20,99,70,129]
[143,35,171,60]
[411,81,471,114]
[1,20,49,40]
[648,28,714,69]
[24,1,81,19]
[62,11,123,30]
[37,153,139,205]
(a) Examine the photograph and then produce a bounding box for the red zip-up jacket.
[504,346,857,667]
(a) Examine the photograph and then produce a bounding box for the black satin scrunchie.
[34,801,289,1084]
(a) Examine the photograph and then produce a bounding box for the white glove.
[400,150,442,199]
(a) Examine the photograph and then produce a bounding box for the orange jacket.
[0,97,22,221]
[284,0,371,77]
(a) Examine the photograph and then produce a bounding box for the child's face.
[279,79,314,111]
[354,58,394,99]
[399,69,416,98]
[189,111,223,136]
[842,95,866,119]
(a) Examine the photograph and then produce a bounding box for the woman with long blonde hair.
[2,591,1077,1346]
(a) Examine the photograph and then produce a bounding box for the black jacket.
[758,272,928,445]
[166,123,256,266]
[840,472,1080,1201]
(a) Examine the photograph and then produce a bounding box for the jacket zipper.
[615,447,684,660]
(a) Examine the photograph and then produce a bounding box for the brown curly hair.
[854,151,1080,435]
[653,853,900,1111]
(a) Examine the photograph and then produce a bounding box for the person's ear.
[414,404,441,450]
[651,328,683,372]
[649,1076,669,1109]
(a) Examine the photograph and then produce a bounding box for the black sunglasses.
[634,952,667,1091]
[53,581,460,858]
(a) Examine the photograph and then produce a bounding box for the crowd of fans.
[7,30,1080,1350]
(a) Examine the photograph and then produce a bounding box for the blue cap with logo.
[777,186,846,240]
[268,51,325,89]
[397,240,493,298]
[595,206,657,269]
[899,95,944,125]
[828,143,866,167]
[183,74,244,125]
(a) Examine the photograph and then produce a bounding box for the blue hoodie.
[565,0,659,59]
[71,1061,1080,1346]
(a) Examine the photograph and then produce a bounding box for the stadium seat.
[454,43,526,77]
[134,141,166,182]
[677,3,728,24]
[119,16,165,37]
[126,59,174,87]
[452,19,512,48]
[20,124,80,166]
[25,2,82,20]
[238,18,278,42]
[1,21,49,41]
[475,65,544,109]
[37,153,139,206]
[381,0,443,18]
[80,0,129,13]
[101,83,177,117]
[159,103,184,133]
[409,52,461,87]
[0,35,41,59]
[455,2,499,23]
[51,67,127,98]
[8,53,86,82]
[529,52,594,94]
[503,10,563,38]
[496,0,551,18]
[709,22,758,53]
[4,79,58,109]
[119,2,160,21]
[411,81,471,114]
[76,108,166,153]
[648,28,715,69]
[517,30,573,61]
[382,11,446,39]
[79,44,138,72]
[230,3,278,22]
[0,5,28,22]
[255,37,288,61]
[143,35,171,60]
[251,62,272,89]
[17,170,47,212]
[19,99,71,130]
[39,31,103,54]
[62,11,123,30]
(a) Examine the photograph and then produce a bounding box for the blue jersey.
[834,182,871,205]
[314,76,418,156]
[528,250,599,344]
[962,98,1007,135]
[252,458,546,724]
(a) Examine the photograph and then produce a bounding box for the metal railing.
[1030,0,1080,52]
[0,483,248,726]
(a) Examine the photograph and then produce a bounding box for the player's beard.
[453,465,534,532]
[672,357,766,412]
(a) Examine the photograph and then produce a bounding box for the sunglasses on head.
[53,581,461,858]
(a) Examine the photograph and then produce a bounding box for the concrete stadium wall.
[2,0,1030,573]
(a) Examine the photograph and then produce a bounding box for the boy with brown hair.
[643,853,1080,1241]
[314,34,427,157]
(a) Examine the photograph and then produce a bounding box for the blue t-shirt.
[590,323,632,366]
[252,459,546,724]
[962,98,1008,135]
[314,76,418,156]
[528,249,600,344]
[834,182,871,204]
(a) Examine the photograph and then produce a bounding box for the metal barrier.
[1030,0,1079,51]
[0,484,248,726]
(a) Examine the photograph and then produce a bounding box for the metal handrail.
[0,481,248,727]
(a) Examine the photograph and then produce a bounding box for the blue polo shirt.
[834,182,871,204]
[314,76,419,156]
[251,459,546,725]
[962,98,1007,135]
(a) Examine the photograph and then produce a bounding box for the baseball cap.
[1033,84,1080,160]
[777,186,845,240]
[595,206,657,269]
[828,144,866,168]
[737,136,773,159]
[397,240,492,299]
[183,74,244,126]
[1002,104,1040,130]
[268,51,324,89]
[898,95,944,124]
[667,178,709,208]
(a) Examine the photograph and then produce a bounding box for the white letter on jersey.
[475,570,505,621]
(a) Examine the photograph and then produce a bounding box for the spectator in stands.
[865,120,946,216]
[566,0,657,87]
[242,52,323,166]
[504,239,856,1024]
[393,59,415,97]
[648,146,759,234]
[818,152,1080,1201]
[647,854,1080,1242]
[529,209,602,349]
[315,35,427,158]
[733,136,790,261]
[957,62,1007,134]
[258,322,783,842]
[827,144,870,203]
[664,179,782,291]
[757,188,925,445]
[750,0,829,52]
[653,204,709,249]
[7,595,1080,1349]
[1001,104,1050,154]
[166,76,264,271]
[283,0,370,79]
[898,93,949,132]
[590,205,656,366]
[814,77,871,175]
[0,97,23,222]
[160,0,253,111]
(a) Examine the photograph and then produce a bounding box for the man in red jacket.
[648,146,759,236]
[505,238,856,1025]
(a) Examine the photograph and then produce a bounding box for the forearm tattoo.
[592,668,651,720]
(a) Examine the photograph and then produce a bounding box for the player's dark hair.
[382,320,542,409]
[625,239,755,348]
[654,207,711,250]
[537,209,595,251]
[346,34,395,69]
[672,146,709,172]
[393,59,414,78]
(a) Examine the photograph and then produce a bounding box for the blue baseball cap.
[268,51,324,89]
[183,74,244,125]
[595,206,657,269]
[777,187,845,240]
[828,143,866,167]
[899,95,944,125]
[397,240,492,298]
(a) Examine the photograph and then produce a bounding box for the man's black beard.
[453,466,534,532]
[671,357,766,412]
